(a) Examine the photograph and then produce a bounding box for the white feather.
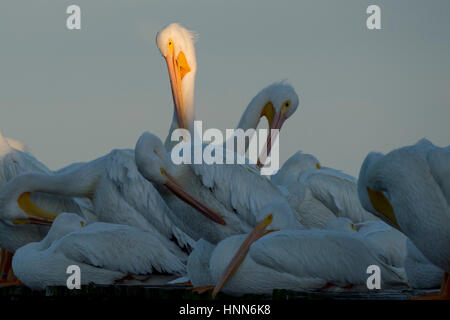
[13,213,186,290]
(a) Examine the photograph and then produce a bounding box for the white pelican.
[1,24,207,283]
[12,213,186,290]
[0,149,195,262]
[156,23,197,150]
[151,24,301,244]
[273,151,378,228]
[327,217,408,268]
[271,150,321,186]
[0,133,91,286]
[235,81,299,165]
[405,239,444,289]
[185,202,407,297]
[358,139,450,299]
[135,132,292,244]
[4,22,296,282]
[156,23,299,159]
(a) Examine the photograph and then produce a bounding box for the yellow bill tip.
[262,213,273,228]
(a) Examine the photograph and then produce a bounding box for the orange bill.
[161,169,226,226]
[212,214,274,298]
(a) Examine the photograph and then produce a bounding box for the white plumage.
[0,133,91,253]
[0,148,194,257]
[358,138,450,298]
[187,203,407,296]
[404,239,443,289]
[13,213,186,290]
[353,220,407,268]
[273,151,378,228]
[135,132,292,244]
[147,24,301,245]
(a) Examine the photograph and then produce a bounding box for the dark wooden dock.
[0,283,436,300]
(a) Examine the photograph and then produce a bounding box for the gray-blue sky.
[1,0,449,176]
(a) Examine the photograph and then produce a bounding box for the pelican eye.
[167,39,175,54]
[281,100,291,112]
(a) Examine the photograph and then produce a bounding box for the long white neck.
[2,156,107,200]
[236,92,267,133]
[226,91,268,154]
[164,71,196,151]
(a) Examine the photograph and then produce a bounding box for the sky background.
[1,0,449,176]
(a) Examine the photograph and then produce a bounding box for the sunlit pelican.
[157,23,298,162]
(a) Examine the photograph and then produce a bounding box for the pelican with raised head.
[156,23,197,150]
[157,24,299,161]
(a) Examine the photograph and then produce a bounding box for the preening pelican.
[186,202,406,297]
[358,139,450,299]
[234,82,299,165]
[12,213,186,290]
[273,151,378,228]
[135,132,292,244]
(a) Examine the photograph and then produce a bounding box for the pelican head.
[358,151,401,230]
[260,82,299,128]
[135,132,226,225]
[254,201,301,231]
[271,150,321,185]
[157,23,197,132]
[135,131,178,185]
[357,152,392,217]
[0,175,57,227]
[211,200,301,298]
[249,82,299,167]
[43,213,87,244]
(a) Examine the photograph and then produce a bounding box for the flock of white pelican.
[0,23,448,300]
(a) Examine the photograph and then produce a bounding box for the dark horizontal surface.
[0,283,437,300]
